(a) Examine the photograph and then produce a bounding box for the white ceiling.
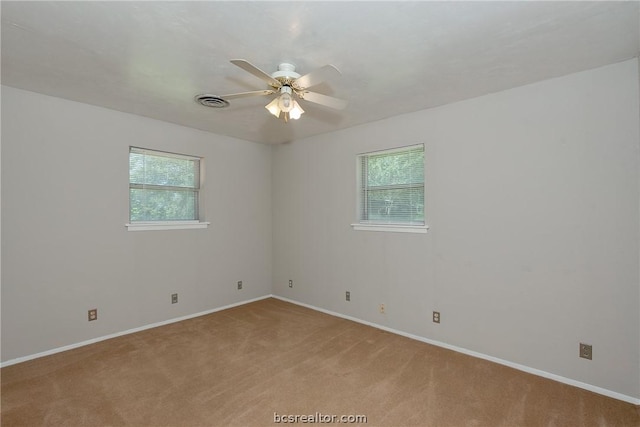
[2,1,639,144]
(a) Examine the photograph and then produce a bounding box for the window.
[127,147,208,231]
[353,144,427,233]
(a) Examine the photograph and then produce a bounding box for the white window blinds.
[129,147,201,222]
[358,144,425,225]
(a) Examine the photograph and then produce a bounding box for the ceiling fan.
[197,59,348,122]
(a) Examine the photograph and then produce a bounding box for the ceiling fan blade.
[299,91,348,110]
[294,64,341,89]
[230,59,281,88]
[220,89,275,100]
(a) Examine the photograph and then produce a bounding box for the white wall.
[272,59,640,400]
[1,86,273,361]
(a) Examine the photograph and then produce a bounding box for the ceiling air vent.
[195,94,230,108]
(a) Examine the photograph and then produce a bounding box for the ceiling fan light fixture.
[289,101,304,120]
[277,87,294,112]
[265,97,281,118]
[266,86,304,121]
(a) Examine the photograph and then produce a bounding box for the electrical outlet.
[579,343,592,360]
[379,304,385,314]
[237,281,243,290]
[433,311,440,324]
[88,309,97,321]
[345,291,350,301]
[171,293,178,304]
[289,279,293,288]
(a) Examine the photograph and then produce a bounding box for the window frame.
[126,147,209,232]
[351,144,428,234]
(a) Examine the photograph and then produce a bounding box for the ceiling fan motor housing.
[271,63,300,86]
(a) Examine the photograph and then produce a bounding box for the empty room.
[1,1,639,426]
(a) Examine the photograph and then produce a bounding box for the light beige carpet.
[2,298,639,426]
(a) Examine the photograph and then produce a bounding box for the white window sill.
[126,221,210,232]
[350,223,429,234]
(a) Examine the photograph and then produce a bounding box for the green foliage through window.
[358,144,424,225]
[129,147,200,222]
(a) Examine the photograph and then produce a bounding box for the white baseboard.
[0,295,272,368]
[272,295,640,406]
